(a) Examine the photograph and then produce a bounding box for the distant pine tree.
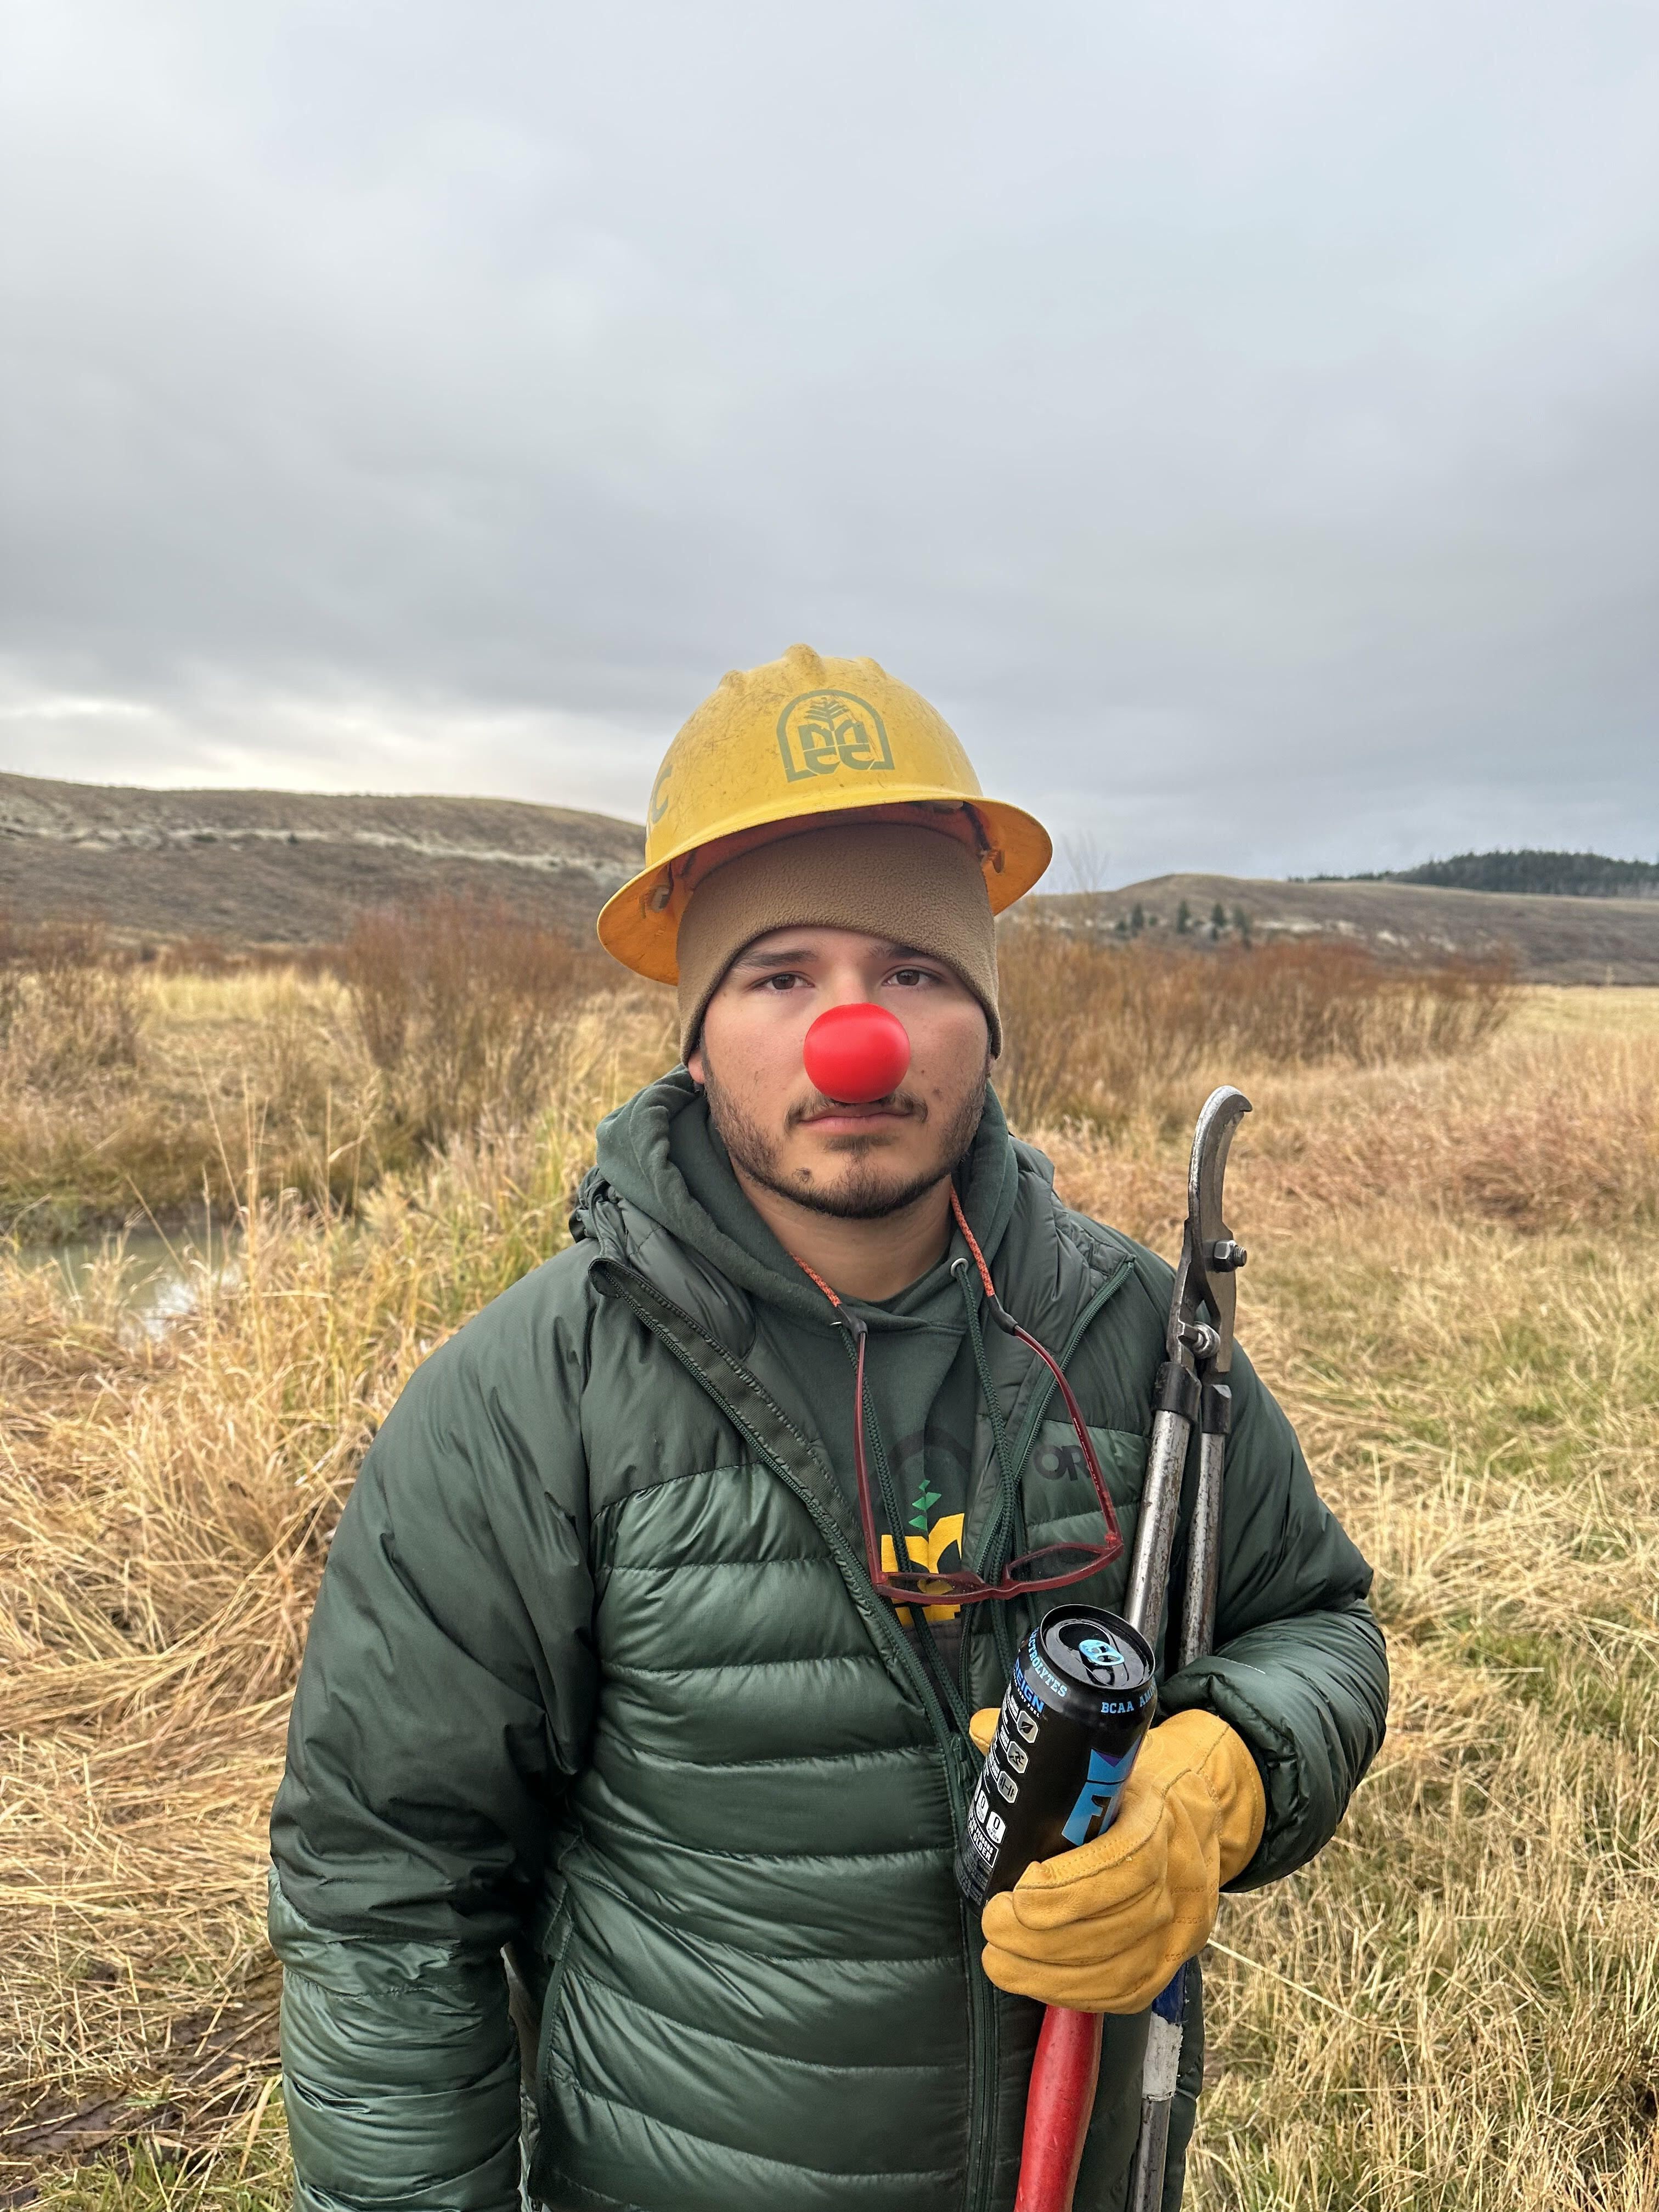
[1326,850,1659,899]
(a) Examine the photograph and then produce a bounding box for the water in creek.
[13,1212,240,1333]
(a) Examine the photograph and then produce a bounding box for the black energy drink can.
[955,1606,1157,1908]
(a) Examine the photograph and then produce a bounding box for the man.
[270,645,1387,2212]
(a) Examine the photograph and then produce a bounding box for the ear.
[686,1042,706,1086]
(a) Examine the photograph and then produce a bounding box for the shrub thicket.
[995,927,1513,1131]
[341,899,624,1149]
[0,913,145,1094]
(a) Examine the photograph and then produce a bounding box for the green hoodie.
[599,1081,1025,1679]
[271,1071,1388,2212]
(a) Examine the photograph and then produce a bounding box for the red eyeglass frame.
[794,1190,1124,1609]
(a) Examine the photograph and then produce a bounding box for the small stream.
[10,1213,240,1333]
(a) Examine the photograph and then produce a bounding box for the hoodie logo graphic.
[880,1512,967,1623]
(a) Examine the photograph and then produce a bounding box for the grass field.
[2,952,1657,2209]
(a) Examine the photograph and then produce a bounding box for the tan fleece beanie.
[676,821,1001,1059]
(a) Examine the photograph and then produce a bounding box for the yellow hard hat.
[598,644,1052,983]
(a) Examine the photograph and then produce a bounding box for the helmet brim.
[597,792,1052,984]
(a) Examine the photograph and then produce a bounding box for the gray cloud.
[2,0,1656,878]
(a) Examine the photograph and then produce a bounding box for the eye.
[757,970,805,992]
[888,966,939,989]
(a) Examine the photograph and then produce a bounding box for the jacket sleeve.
[1156,1339,1389,1890]
[268,1264,599,2210]
[270,1872,524,2212]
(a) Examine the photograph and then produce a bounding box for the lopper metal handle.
[1013,2008,1104,2212]
[1011,1404,1194,2212]
[1178,1430,1227,1672]
[1122,1425,1232,2211]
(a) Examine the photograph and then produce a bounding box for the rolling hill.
[1050,873,1659,984]
[0,771,644,944]
[6,770,1659,983]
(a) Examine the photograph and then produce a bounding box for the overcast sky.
[3,2,1656,884]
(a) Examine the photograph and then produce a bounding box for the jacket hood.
[577,1066,1023,1334]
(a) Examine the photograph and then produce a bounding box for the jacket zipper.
[958,1254,1135,2204]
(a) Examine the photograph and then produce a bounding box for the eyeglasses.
[793,1190,1124,1609]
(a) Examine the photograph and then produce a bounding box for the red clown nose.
[803,1003,912,1104]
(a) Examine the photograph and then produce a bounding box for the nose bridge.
[822,977,879,1012]
[815,943,886,1010]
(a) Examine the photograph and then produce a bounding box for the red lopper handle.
[1014,2005,1103,2212]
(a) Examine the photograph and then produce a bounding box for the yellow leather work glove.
[971,1706,1266,2015]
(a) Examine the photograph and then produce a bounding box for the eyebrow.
[731,940,933,971]
[732,945,819,970]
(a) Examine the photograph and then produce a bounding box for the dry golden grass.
[1042,1024,1659,1254]
[1181,1207,1659,2208]
[0,966,375,1236]
[0,905,654,1237]
[1,975,1656,2206]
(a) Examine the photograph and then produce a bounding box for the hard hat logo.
[777,691,895,783]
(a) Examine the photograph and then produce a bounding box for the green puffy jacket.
[270,1075,1387,2212]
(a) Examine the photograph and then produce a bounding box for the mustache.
[787,1088,928,1130]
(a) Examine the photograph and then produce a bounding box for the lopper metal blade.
[1183,1085,1251,1374]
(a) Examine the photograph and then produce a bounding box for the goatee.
[701,1068,988,1222]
